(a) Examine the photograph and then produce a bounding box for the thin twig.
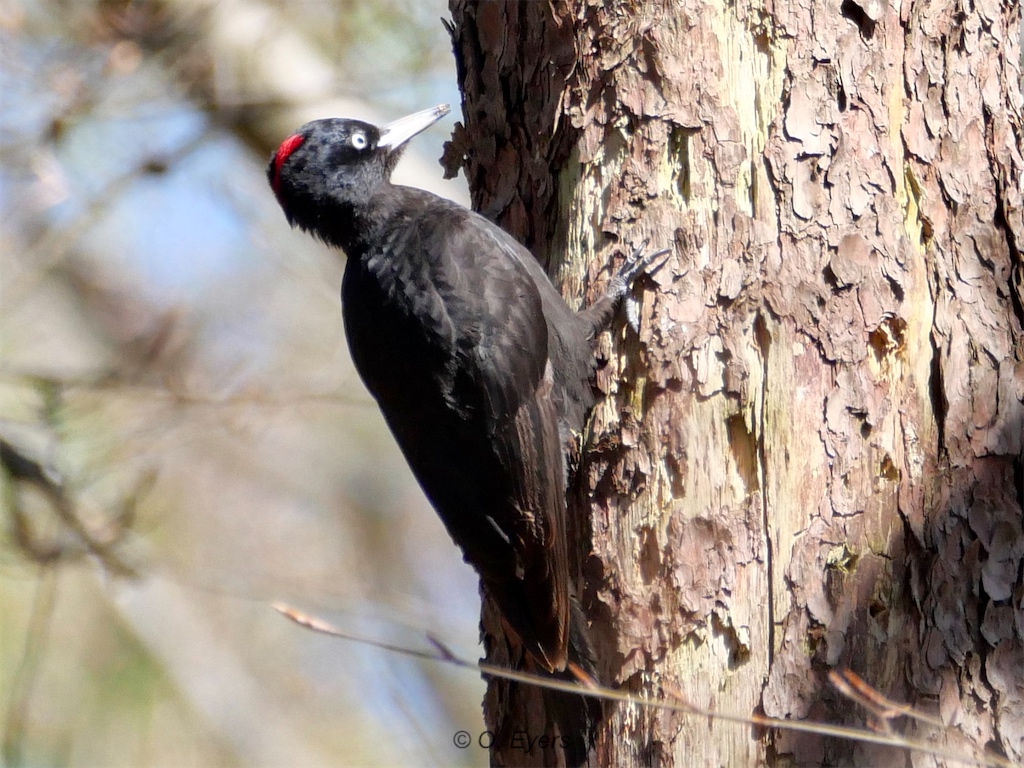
[830,668,946,730]
[273,603,1015,768]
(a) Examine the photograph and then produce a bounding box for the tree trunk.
[446,0,1024,765]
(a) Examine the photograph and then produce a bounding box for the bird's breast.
[341,252,461,415]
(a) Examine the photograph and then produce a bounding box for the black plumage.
[268,104,663,674]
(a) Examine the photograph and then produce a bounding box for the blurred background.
[0,0,487,765]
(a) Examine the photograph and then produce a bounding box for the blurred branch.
[1,432,144,576]
[118,0,464,198]
[1,565,58,768]
[2,128,214,310]
[0,370,375,412]
[160,0,391,143]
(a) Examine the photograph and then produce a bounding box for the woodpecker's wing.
[440,211,572,670]
[442,222,550,426]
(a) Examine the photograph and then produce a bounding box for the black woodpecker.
[268,103,666,675]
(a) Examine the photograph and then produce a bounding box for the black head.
[268,104,450,242]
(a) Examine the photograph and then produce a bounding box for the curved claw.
[619,241,672,284]
[610,241,672,334]
[608,241,673,300]
[579,240,673,336]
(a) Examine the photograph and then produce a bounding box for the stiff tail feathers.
[542,597,602,767]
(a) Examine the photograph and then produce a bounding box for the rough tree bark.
[445,0,1024,766]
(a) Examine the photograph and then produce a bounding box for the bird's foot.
[609,240,671,333]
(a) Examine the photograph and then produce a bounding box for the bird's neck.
[312,185,401,257]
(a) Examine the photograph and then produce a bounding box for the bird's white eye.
[351,132,368,150]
